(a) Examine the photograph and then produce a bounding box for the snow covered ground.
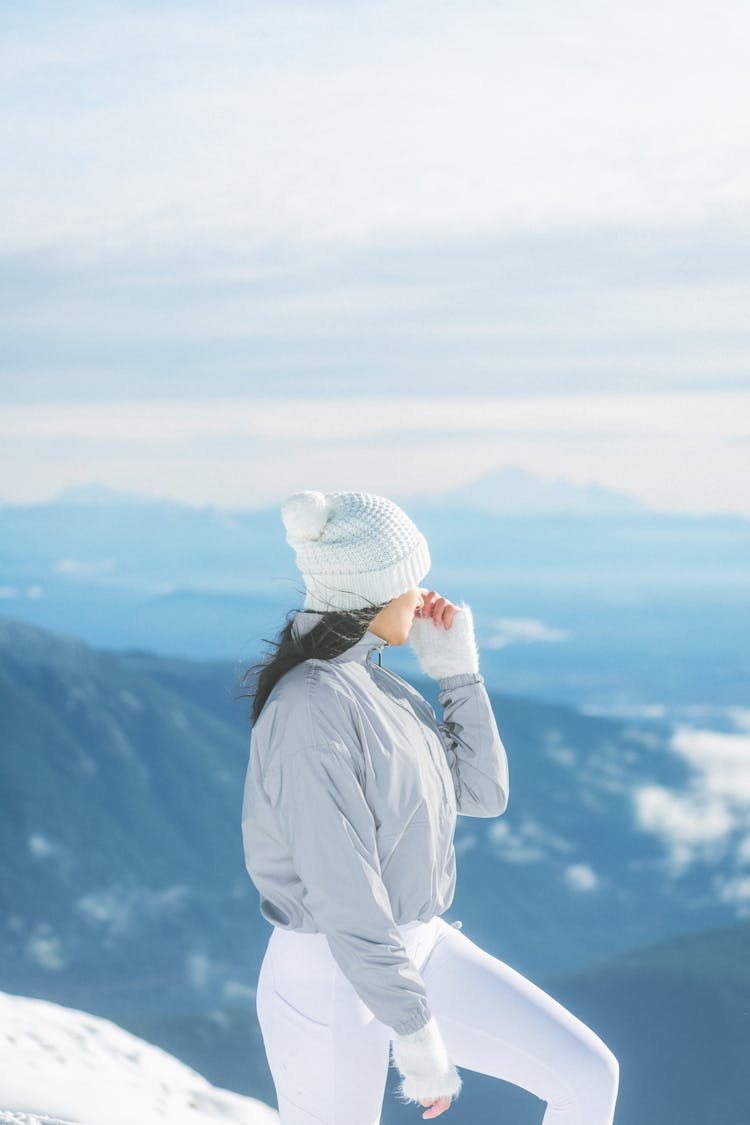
[0,991,278,1125]
[0,1115,79,1125]
[0,1115,82,1124]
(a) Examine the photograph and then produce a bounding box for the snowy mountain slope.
[0,1114,77,1124]
[0,990,277,1125]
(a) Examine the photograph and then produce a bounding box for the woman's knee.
[595,1038,619,1090]
[571,1032,619,1105]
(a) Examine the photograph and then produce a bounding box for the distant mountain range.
[394,466,648,516]
[41,468,649,517]
[2,479,748,718]
[6,467,651,516]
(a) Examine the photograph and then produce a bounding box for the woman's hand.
[390,1016,463,1113]
[420,1094,453,1118]
[416,589,458,630]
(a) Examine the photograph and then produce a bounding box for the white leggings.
[256,914,619,1124]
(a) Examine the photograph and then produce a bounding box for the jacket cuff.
[392,1009,432,1035]
[439,671,484,691]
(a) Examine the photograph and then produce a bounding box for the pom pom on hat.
[281,490,330,543]
[279,489,431,612]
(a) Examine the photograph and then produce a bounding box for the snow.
[0,991,278,1125]
[0,1114,80,1125]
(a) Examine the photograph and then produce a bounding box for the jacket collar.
[291,610,389,664]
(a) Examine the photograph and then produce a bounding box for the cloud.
[581,705,670,723]
[545,741,577,769]
[4,391,749,444]
[76,884,190,937]
[26,924,65,971]
[454,833,478,856]
[634,726,750,877]
[186,951,213,991]
[564,863,600,893]
[716,874,750,918]
[635,786,734,873]
[27,834,73,881]
[53,557,115,576]
[2,3,750,517]
[489,817,574,865]
[222,979,256,1002]
[28,833,56,858]
[485,617,570,650]
[672,726,750,804]
[2,2,749,253]
[728,707,750,733]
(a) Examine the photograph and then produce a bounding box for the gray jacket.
[241,609,509,1035]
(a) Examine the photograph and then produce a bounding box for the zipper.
[368,656,453,807]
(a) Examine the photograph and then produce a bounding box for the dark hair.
[236,594,391,726]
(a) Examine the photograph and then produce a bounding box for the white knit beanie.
[280,489,431,612]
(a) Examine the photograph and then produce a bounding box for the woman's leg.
[256,928,392,1124]
[421,919,619,1125]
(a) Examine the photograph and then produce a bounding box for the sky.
[2,0,749,514]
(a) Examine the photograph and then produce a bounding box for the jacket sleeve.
[433,671,510,818]
[269,736,434,1036]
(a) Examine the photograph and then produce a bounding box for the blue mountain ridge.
[2,487,749,723]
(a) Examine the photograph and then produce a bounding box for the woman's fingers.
[442,603,457,629]
[421,591,442,624]
[420,1095,452,1118]
[420,590,458,629]
[431,597,447,626]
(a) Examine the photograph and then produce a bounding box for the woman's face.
[367,586,425,646]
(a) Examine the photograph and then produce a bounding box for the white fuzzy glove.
[409,600,480,679]
[391,1015,463,1105]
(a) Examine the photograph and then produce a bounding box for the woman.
[240,489,619,1124]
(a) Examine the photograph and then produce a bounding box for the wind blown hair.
[237,594,391,726]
